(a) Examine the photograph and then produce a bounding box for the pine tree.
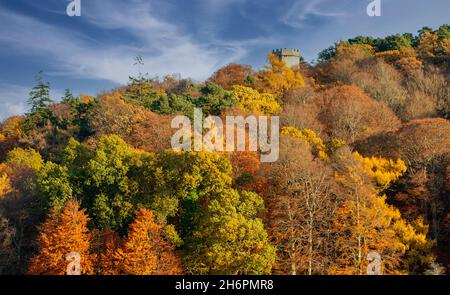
[26,71,54,129]
[61,88,78,106]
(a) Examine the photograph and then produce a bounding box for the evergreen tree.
[25,71,54,129]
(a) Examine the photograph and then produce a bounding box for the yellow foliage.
[7,148,44,172]
[336,43,375,60]
[418,32,440,58]
[396,56,424,73]
[1,116,24,139]
[326,138,347,155]
[353,152,407,188]
[331,191,410,274]
[332,153,429,274]
[0,164,12,198]
[375,50,402,62]
[393,217,435,271]
[331,147,436,274]
[231,85,281,115]
[281,126,328,160]
[254,53,305,98]
[80,95,95,104]
[441,38,450,55]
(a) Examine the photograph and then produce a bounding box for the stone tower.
[272,48,301,68]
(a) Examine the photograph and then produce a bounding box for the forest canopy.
[0,25,449,275]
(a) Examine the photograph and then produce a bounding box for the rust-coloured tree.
[113,209,183,275]
[208,63,253,90]
[28,199,93,275]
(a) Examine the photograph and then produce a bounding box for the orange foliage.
[209,63,253,90]
[28,200,94,275]
[93,228,122,275]
[113,209,183,275]
[318,85,400,142]
[0,116,25,160]
[396,56,424,74]
[93,91,173,153]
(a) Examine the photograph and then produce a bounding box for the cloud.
[0,82,65,120]
[0,84,29,120]
[281,0,348,28]
[0,0,273,84]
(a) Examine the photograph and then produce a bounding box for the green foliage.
[25,71,54,130]
[34,134,275,273]
[183,188,275,274]
[144,150,233,222]
[124,80,236,117]
[194,83,237,115]
[37,162,72,211]
[317,44,337,63]
[151,93,194,115]
[61,89,78,105]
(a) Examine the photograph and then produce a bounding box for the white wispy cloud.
[0,84,29,119]
[0,0,274,84]
[0,82,65,120]
[281,0,348,28]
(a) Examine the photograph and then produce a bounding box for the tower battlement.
[271,48,301,68]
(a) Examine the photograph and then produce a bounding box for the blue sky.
[0,0,449,119]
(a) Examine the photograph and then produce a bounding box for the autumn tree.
[92,91,173,153]
[28,199,93,275]
[268,137,335,275]
[92,228,122,275]
[0,147,46,274]
[0,116,25,161]
[405,66,449,120]
[113,209,183,275]
[317,85,400,142]
[208,63,253,90]
[353,60,407,116]
[316,42,373,84]
[254,53,304,98]
[418,32,440,59]
[330,148,433,274]
[0,164,12,199]
[183,188,275,274]
[0,214,16,274]
[232,85,281,115]
[280,127,328,160]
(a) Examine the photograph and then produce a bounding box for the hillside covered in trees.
[0,25,449,275]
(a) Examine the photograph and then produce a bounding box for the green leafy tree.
[194,83,237,115]
[183,188,275,274]
[37,162,72,212]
